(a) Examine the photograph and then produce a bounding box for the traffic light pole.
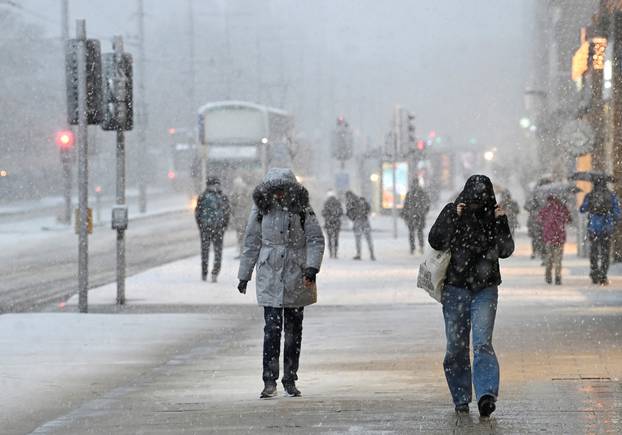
[62,156,72,224]
[61,0,71,225]
[76,19,89,313]
[114,36,127,305]
[116,127,126,305]
[137,0,148,213]
[392,106,400,239]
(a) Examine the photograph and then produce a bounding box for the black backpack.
[588,191,613,215]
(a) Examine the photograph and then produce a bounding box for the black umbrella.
[569,171,614,183]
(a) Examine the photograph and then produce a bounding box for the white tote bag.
[416,246,451,303]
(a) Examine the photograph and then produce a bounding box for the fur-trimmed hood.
[252,168,309,214]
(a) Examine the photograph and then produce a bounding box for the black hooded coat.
[428,175,514,291]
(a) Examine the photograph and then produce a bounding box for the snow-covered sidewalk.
[2,215,621,434]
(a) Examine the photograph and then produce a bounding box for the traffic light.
[55,130,75,151]
[65,39,103,125]
[101,52,134,131]
[332,116,353,162]
[406,112,416,144]
[416,140,426,151]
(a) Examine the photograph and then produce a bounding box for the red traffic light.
[417,140,426,151]
[55,130,75,150]
[428,130,437,139]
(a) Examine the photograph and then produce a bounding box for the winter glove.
[304,267,319,283]
[237,280,248,294]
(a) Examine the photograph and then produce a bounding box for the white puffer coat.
[237,168,325,307]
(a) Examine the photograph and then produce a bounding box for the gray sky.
[17,0,534,154]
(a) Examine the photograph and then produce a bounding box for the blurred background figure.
[230,177,252,259]
[321,191,344,259]
[538,195,571,285]
[195,176,231,282]
[499,190,520,236]
[401,181,431,254]
[345,191,375,261]
[580,177,621,285]
[524,181,547,261]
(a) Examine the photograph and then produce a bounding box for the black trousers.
[326,227,340,258]
[589,233,611,282]
[407,220,425,253]
[263,306,304,385]
[199,229,224,278]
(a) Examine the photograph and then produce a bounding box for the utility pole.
[187,0,196,112]
[76,19,89,313]
[60,0,72,225]
[612,10,622,261]
[392,105,400,239]
[115,36,127,305]
[137,0,147,213]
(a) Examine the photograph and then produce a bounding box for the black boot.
[455,403,469,415]
[478,395,496,417]
[282,381,301,397]
[260,382,277,399]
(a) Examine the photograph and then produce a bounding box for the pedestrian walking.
[321,192,344,258]
[499,190,520,236]
[237,168,325,399]
[400,182,431,254]
[538,196,571,285]
[230,176,252,259]
[524,191,543,260]
[428,174,514,417]
[345,191,376,261]
[580,178,621,285]
[195,176,231,282]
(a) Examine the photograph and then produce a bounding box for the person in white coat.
[237,168,325,399]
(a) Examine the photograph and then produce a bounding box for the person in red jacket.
[537,196,572,285]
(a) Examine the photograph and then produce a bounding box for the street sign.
[560,119,594,156]
[74,207,93,234]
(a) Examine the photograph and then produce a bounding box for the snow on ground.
[0,192,193,248]
[0,214,617,433]
[63,215,595,309]
[0,312,226,431]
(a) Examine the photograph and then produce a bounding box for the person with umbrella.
[579,175,621,285]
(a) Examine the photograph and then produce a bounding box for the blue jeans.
[442,285,499,406]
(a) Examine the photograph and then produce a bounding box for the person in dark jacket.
[428,174,514,417]
[321,193,344,259]
[580,178,621,285]
[401,182,431,254]
[237,168,325,399]
[195,176,231,282]
[499,190,520,236]
[345,191,376,261]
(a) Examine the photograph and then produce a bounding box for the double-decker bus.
[197,101,296,184]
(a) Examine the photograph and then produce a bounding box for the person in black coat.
[428,174,514,417]
[321,193,344,258]
[401,182,431,254]
[195,177,231,282]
